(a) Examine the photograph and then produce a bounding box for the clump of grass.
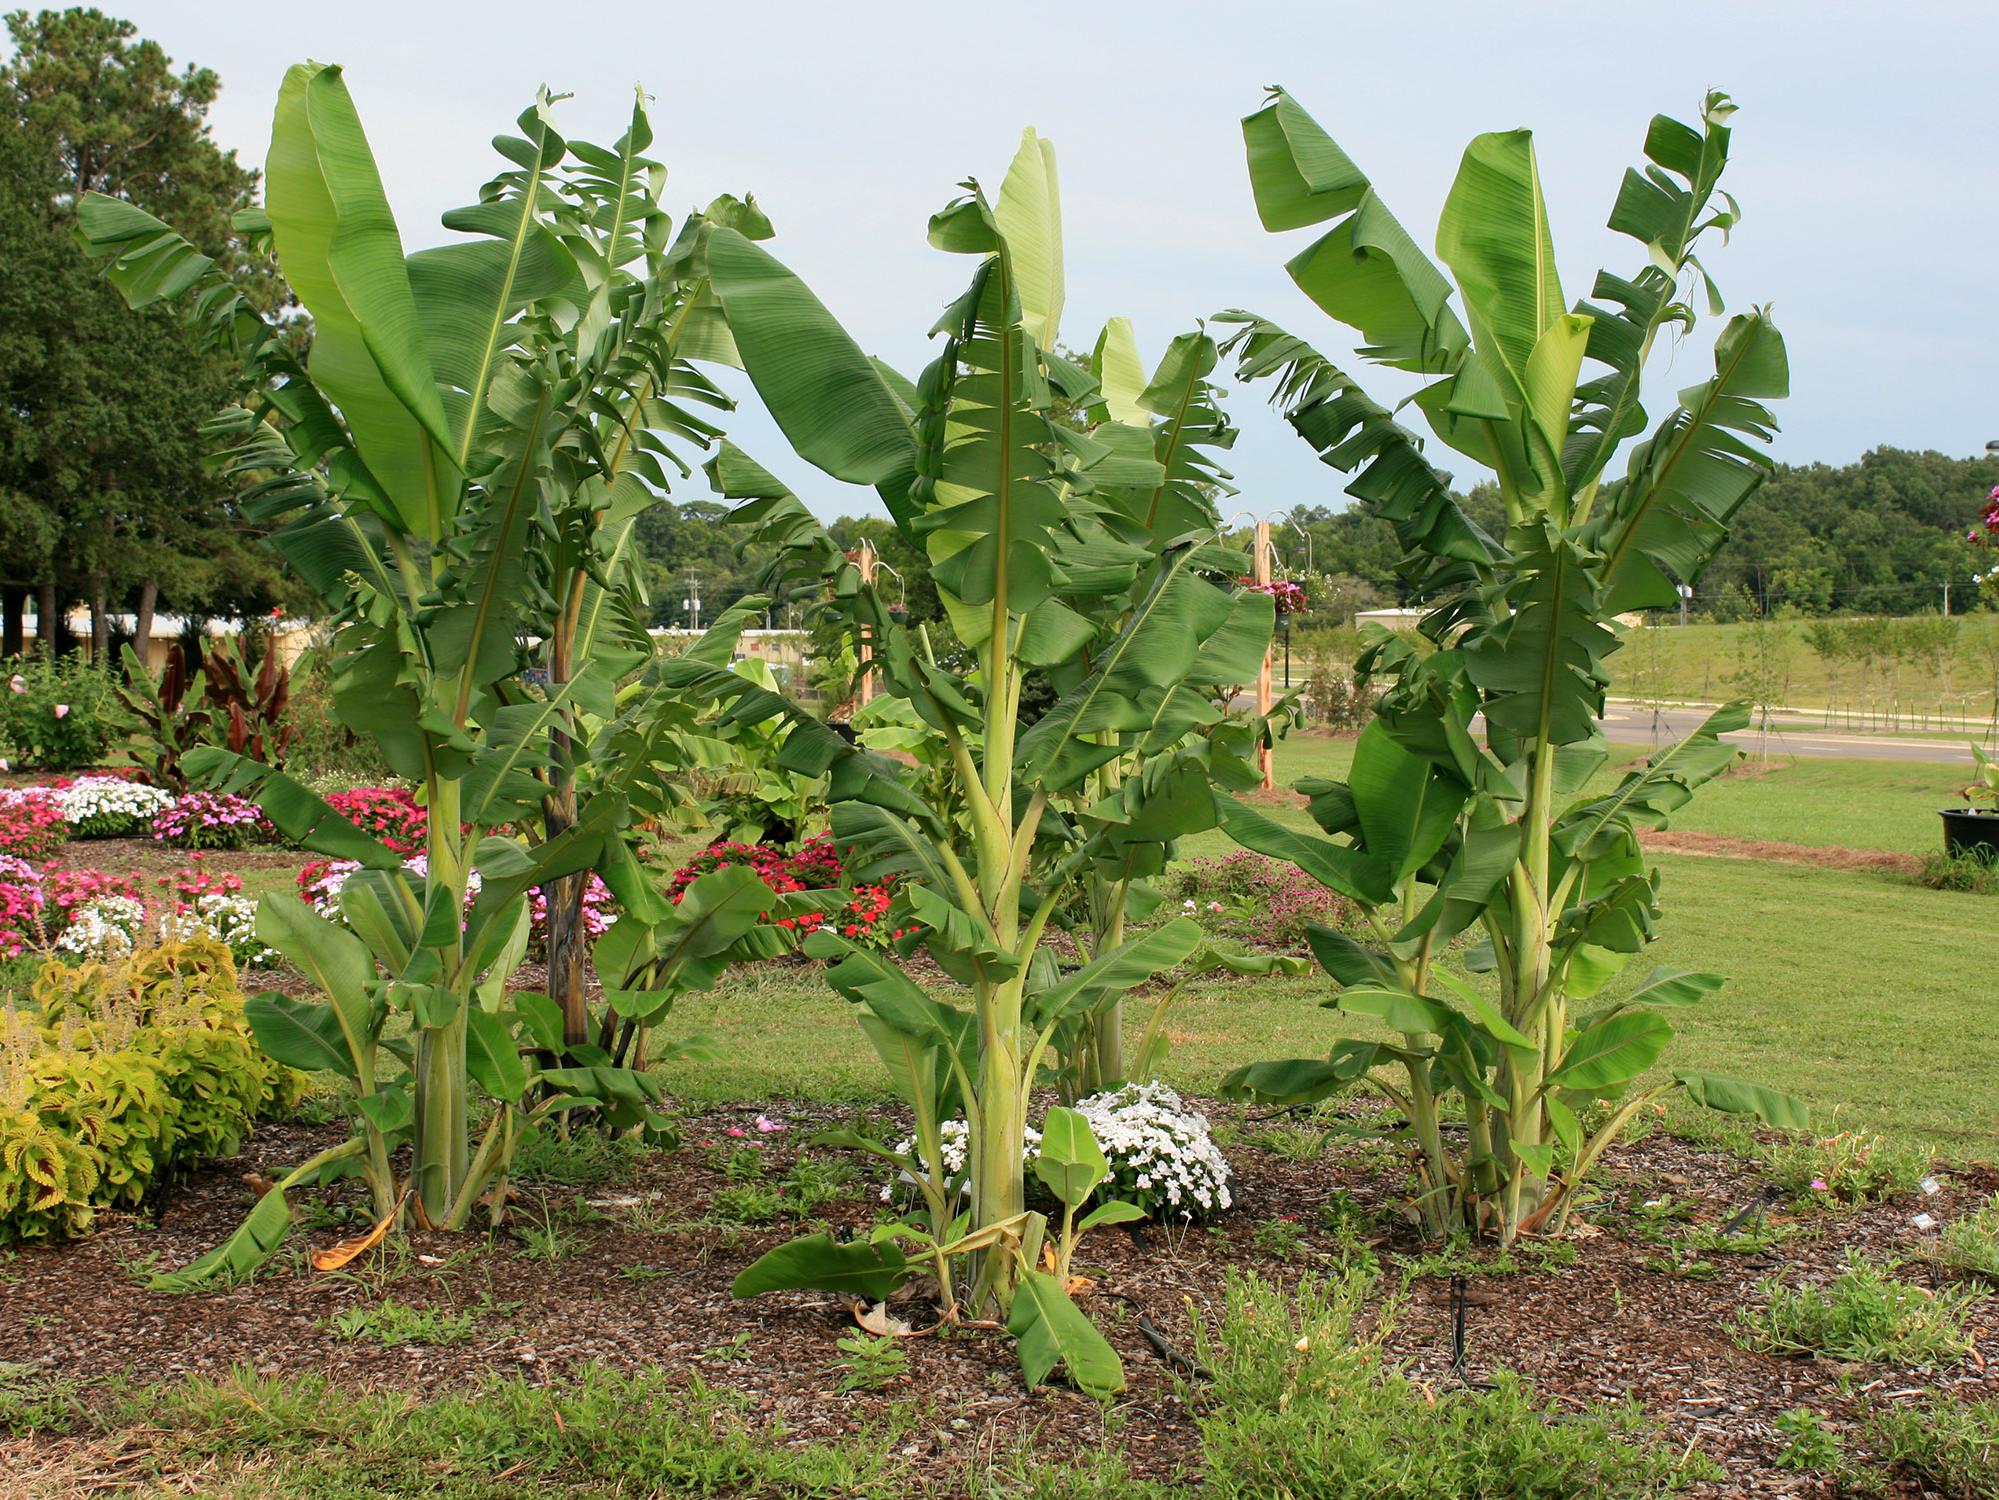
[1645,1246,1719,1281]
[1396,1235,1578,1286]
[0,1362,82,1437]
[509,1126,652,1187]
[710,1184,784,1225]
[323,1299,476,1347]
[1771,1407,1842,1472]
[1764,1130,1933,1207]
[1933,1193,1999,1284]
[1919,848,1999,894]
[1187,1269,1718,1496]
[1733,1253,1980,1365]
[1863,1395,1999,1499]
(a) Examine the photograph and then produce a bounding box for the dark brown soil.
[1,1100,1991,1497]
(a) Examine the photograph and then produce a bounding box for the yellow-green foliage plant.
[0,936,300,1244]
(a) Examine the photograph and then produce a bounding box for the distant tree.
[0,7,299,657]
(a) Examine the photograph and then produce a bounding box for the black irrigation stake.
[1449,1273,1469,1380]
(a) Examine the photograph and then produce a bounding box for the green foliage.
[1863,1395,1999,1500]
[1733,1252,1981,1364]
[830,1332,909,1394]
[1216,89,1801,1242]
[325,1299,477,1347]
[1920,849,1999,894]
[1933,1194,1999,1284]
[0,936,298,1244]
[1763,1130,1932,1207]
[1771,1407,1842,1472]
[0,650,117,770]
[1188,1270,1715,1497]
[113,642,210,791]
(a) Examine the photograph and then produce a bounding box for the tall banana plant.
[1214,89,1804,1242]
[682,133,1274,1355]
[76,67,762,1242]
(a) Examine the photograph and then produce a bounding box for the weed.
[1187,1270,1718,1495]
[1864,1395,1999,1499]
[1251,1216,1308,1261]
[324,1299,476,1347]
[701,1331,755,1363]
[1765,1130,1933,1208]
[778,1154,855,1213]
[616,1262,672,1282]
[711,1184,785,1226]
[1918,848,1999,894]
[717,1143,770,1183]
[514,1205,582,1262]
[831,1332,909,1393]
[1396,1235,1576,1284]
[1734,1253,1981,1365]
[1681,1221,1803,1256]
[1771,1407,1841,1472]
[0,1362,81,1437]
[1933,1193,1999,1284]
[1260,1123,1333,1162]
[510,1125,650,1187]
[1646,1247,1719,1281]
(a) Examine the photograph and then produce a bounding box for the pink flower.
[755,1115,786,1134]
[52,703,69,719]
[7,675,23,694]
[726,1126,747,1138]
[1811,1178,1829,1192]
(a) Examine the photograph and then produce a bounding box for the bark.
[36,583,57,655]
[132,578,159,669]
[1,587,23,657]
[89,577,109,662]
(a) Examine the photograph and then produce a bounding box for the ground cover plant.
[1211,89,1804,1241]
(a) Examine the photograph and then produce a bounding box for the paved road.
[1600,703,1985,766]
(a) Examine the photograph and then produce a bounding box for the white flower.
[53,777,173,830]
[56,896,146,957]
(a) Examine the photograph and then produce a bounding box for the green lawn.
[672,735,1997,1154]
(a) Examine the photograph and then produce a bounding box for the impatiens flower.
[726,1126,747,1138]
[755,1114,786,1134]
[7,675,22,693]
[1811,1178,1829,1191]
[52,703,68,718]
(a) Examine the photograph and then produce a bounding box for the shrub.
[150,790,267,850]
[1734,1252,1981,1364]
[664,836,913,948]
[53,776,173,838]
[281,649,393,782]
[0,935,300,1242]
[1171,851,1361,952]
[1864,1396,1999,1499]
[0,791,68,862]
[322,785,426,855]
[1189,1270,1715,1497]
[0,861,147,959]
[0,652,117,771]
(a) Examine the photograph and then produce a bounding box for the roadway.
[1599,703,1985,765]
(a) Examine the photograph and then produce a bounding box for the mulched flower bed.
[1,1100,1993,1498]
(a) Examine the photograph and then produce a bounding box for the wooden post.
[856,541,877,707]
[1255,520,1274,790]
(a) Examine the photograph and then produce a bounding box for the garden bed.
[3,1100,1992,1497]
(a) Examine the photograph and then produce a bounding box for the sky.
[72,0,1999,524]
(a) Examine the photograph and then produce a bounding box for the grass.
[670,847,1999,1149]
[1863,1396,1999,1499]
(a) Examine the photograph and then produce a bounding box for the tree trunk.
[89,577,109,663]
[132,578,159,671]
[544,579,589,1051]
[36,583,57,655]
[1,587,22,657]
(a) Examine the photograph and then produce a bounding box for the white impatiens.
[54,895,146,956]
[53,777,172,835]
[165,892,276,967]
[1074,1082,1233,1219]
[883,1083,1232,1221]
[56,891,275,968]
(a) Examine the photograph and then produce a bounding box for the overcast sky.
[78,1,1999,523]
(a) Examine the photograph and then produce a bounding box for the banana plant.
[76,67,756,1248]
[1213,89,1804,1242]
[678,133,1274,1351]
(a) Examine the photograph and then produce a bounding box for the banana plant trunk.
[544,593,589,1049]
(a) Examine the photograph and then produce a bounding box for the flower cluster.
[150,790,267,850]
[663,836,912,948]
[0,855,45,957]
[1171,851,1360,952]
[527,874,618,950]
[882,1086,1232,1221]
[1238,576,1310,616]
[52,777,173,838]
[323,785,427,854]
[299,854,616,950]
[53,895,148,957]
[156,859,243,906]
[1073,1082,1232,1219]
[1969,485,1999,547]
[0,791,67,862]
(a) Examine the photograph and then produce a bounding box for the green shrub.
[1187,1270,1716,1497]
[1734,1253,1981,1365]
[0,650,118,771]
[1864,1396,1999,1499]
[282,648,393,782]
[0,936,299,1243]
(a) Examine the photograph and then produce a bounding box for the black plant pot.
[1940,807,1999,861]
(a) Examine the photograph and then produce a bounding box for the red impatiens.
[664,835,913,949]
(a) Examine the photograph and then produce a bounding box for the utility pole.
[681,571,702,633]
[855,541,877,707]
[1255,519,1274,790]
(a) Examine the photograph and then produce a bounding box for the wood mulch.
[1639,830,1924,877]
[1,1100,1991,1497]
